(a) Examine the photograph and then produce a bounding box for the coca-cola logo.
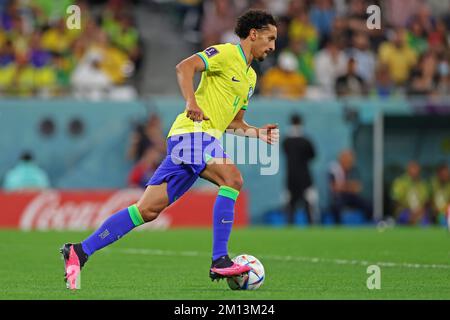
[19,190,154,230]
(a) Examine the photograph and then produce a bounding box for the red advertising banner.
[0,189,249,230]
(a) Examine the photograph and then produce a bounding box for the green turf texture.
[0,227,449,300]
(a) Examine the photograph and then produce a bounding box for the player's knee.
[136,204,161,222]
[224,174,244,191]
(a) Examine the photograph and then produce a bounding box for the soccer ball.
[226,254,265,290]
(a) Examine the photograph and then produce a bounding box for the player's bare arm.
[227,110,279,145]
[175,54,209,122]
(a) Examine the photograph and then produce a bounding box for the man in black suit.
[283,114,316,225]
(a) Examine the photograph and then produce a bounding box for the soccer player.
[61,9,279,290]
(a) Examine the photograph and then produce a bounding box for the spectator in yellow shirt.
[41,19,75,54]
[378,28,418,85]
[0,40,15,92]
[391,161,430,225]
[430,163,450,224]
[288,9,319,53]
[261,51,307,100]
[11,55,35,96]
[9,16,30,59]
[0,63,15,93]
[82,31,133,85]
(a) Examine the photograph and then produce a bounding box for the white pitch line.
[115,248,450,270]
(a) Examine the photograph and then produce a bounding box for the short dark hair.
[290,114,302,126]
[235,10,277,39]
[20,151,33,162]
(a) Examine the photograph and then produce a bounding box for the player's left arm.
[227,110,279,145]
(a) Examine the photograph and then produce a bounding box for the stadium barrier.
[1,97,449,222]
[0,189,249,230]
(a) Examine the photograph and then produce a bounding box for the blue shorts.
[146,132,228,203]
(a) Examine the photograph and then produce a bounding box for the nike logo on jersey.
[231,76,240,82]
[221,219,234,224]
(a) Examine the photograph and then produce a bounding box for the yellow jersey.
[168,43,257,139]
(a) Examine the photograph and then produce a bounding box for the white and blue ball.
[226,254,265,290]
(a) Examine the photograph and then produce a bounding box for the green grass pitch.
[0,227,449,300]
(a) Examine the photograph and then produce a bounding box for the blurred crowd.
[0,0,141,99]
[2,0,448,100]
[126,113,166,188]
[282,114,449,226]
[327,150,450,226]
[178,0,450,99]
[390,161,450,225]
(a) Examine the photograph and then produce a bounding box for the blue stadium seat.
[341,209,366,226]
[321,211,336,225]
[294,209,309,226]
[263,210,287,227]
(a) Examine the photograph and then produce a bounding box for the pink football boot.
[210,255,251,281]
[60,244,81,290]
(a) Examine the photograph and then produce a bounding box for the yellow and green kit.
[168,43,257,139]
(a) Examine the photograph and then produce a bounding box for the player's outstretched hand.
[259,124,279,145]
[185,101,210,122]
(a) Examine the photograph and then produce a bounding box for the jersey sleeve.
[196,45,229,73]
